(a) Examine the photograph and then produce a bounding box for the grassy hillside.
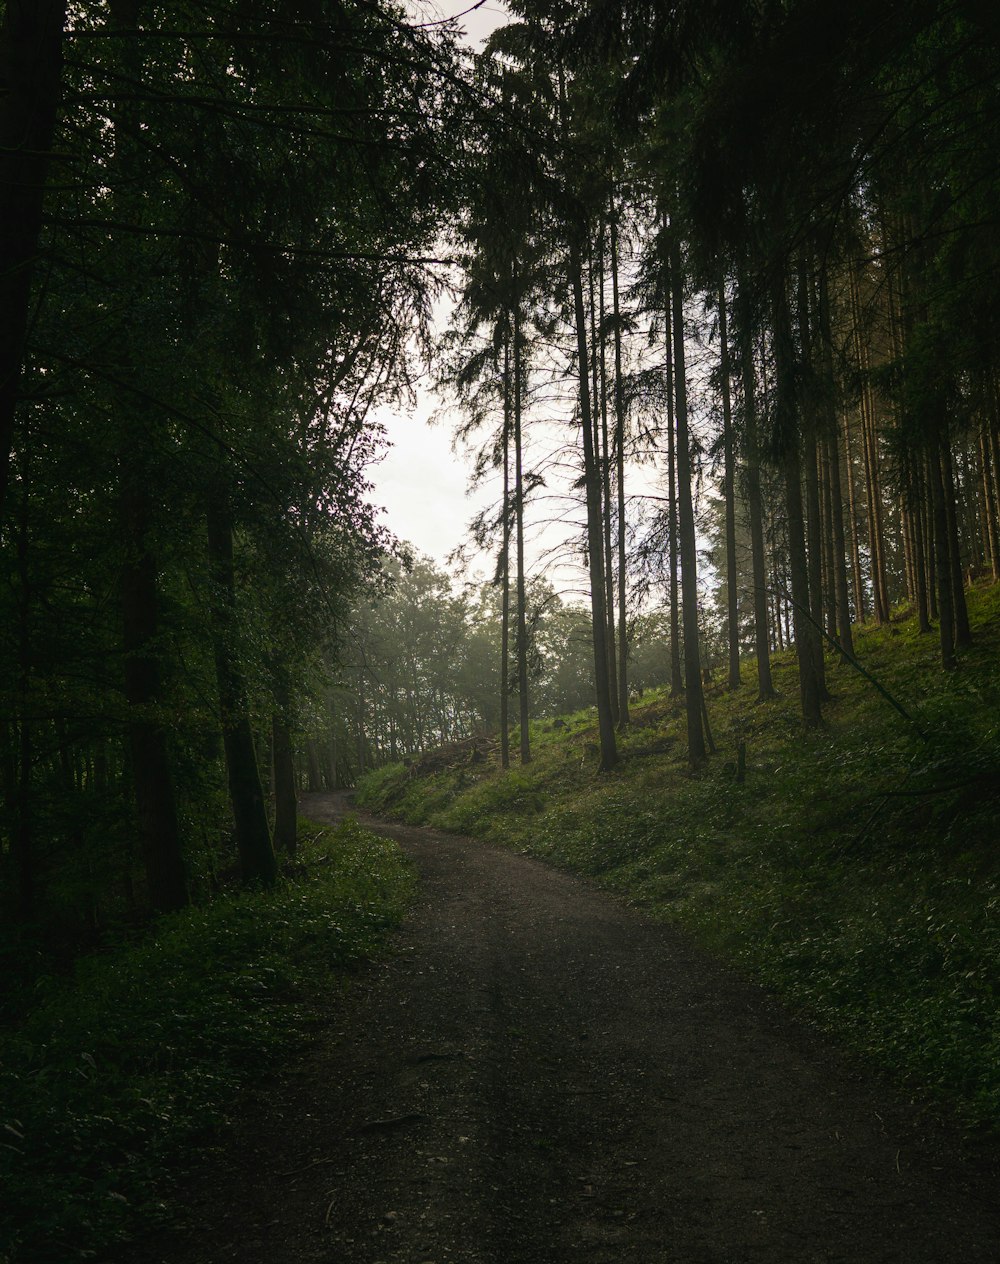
[358,583,1000,1132]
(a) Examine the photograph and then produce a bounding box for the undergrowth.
[0,817,413,1264]
[358,581,1000,1132]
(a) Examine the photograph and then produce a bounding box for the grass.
[0,816,413,1264]
[358,581,1000,1133]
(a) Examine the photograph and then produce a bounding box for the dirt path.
[130,792,1000,1263]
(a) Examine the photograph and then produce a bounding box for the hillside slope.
[358,584,1000,1131]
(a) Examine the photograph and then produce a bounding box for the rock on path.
[131,791,1000,1263]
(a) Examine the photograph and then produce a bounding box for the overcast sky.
[364,2,510,575]
[365,3,686,602]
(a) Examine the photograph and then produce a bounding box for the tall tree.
[571,230,619,770]
[609,199,632,726]
[717,279,741,689]
[0,0,68,519]
[669,236,708,763]
[734,279,775,699]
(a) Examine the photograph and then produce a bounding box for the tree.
[716,278,741,689]
[670,242,709,759]
[0,0,68,519]
[1,0,464,926]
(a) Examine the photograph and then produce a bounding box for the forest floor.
[121,789,1000,1264]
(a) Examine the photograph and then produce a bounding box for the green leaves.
[0,818,413,1263]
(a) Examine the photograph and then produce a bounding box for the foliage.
[335,557,675,775]
[358,582,1000,1131]
[0,0,465,928]
[0,817,413,1264]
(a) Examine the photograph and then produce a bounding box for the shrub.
[0,817,413,1264]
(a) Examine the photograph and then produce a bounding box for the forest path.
[132,792,1000,1263]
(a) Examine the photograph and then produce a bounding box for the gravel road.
[127,791,1000,1263]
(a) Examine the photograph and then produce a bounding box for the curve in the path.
[306,793,1000,1264]
[133,791,1000,1264]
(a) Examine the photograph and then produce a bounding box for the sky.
[365,2,510,576]
[369,390,490,572]
[364,2,704,603]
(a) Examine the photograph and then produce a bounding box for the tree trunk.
[206,492,277,886]
[784,446,825,725]
[802,424,831,700]
[772,546,785,651]
[0,0,68,519]
[842,410,866,623]
[271,676,297,857]
[820,443,838,640]
[901,498,916,604]
[981,429,1000,581]
[590,231,619,726]
[718,279,741,689]
[826,430,855,658]
[958,443,980,577]
[670,240,707,765]
[850,262,890,623]
[929,440,956,669]
[737,297,775,699]
[773,272,823,726]
[122,477,188,913]
[610,206,630,727]
[942,441,973,648]
[911,484,932,633]
[864,399,890,621]
[816,265,854,658]
[500,330,511,770]
[797,265,831,701]
[665,291,683,696]
[570,238,618,771]
[925,455,940,621]
[513,301,531,764]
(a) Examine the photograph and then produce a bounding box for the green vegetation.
[0,818,412,1264]
[1,0,464,926]
[359,584,1000,1131]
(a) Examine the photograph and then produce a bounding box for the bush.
[433,769,545,834]
[354,762,411,813]
[0,817,413,1264]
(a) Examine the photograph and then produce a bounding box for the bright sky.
[369,394,489,570]
[365,2,510,576]
[366,2,700,601]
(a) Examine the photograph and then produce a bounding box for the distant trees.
[342,560,486,770]
[329,558,674,774]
